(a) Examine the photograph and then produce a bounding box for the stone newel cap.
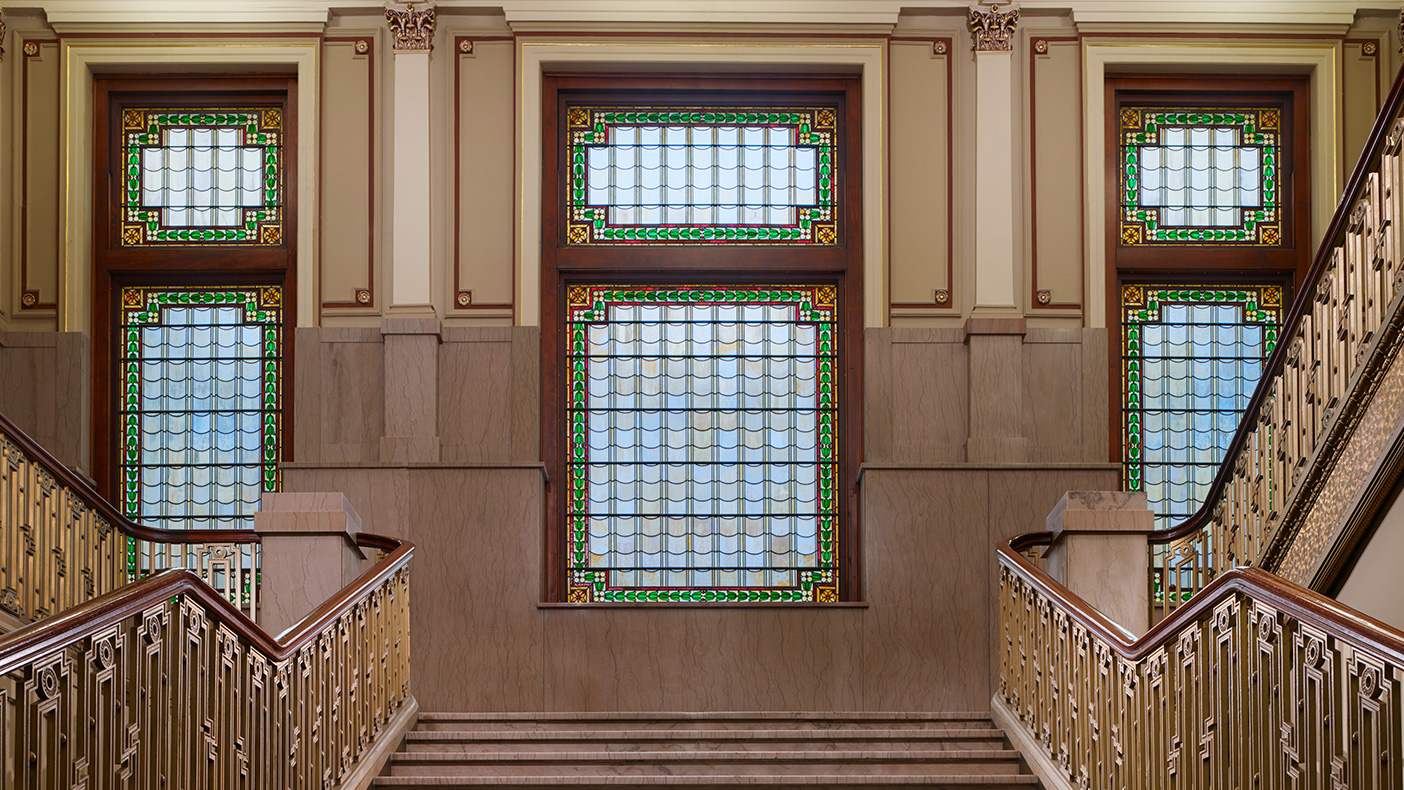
[1046,490,1154,536]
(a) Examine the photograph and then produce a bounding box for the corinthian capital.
[969,3,1019,52]
[385,2,436,53]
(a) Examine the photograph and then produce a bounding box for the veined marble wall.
[285,324,1117,711]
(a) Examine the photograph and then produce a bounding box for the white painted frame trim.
[516,40,888,328]
[60,41,321,332]
[1082,41,1341,328]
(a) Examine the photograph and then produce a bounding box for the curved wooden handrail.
[1148,63,1404,546]
[0,535,413,675]
[999,532,1404,665]
[0,410,259,545]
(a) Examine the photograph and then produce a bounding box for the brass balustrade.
[1149,65,1404,619]
[0,413,261,623]
[0,534,413,789]
[999,532,1404,790]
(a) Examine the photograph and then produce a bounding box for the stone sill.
[538,602,869,609]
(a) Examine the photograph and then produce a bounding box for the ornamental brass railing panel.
[0,414,261,623]
[0,543,411,790]
[1149,67,1404,619]
[1000,535,1404,790]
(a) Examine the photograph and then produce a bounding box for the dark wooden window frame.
[91,74,297,506]
[540,72,864,603]
[1105,73,1311,463]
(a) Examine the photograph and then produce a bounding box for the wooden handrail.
[0,410,259,545]
[1149,63,1404,546]
[999,532,1404,665]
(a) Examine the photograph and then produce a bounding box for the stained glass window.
[1122,284,1280,529]
[1120,107,1279,245]
[565,285,840,603]
[565,107,838,245]
[120,108,283,246]
[118,286,283,530]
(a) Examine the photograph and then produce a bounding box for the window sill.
[538,601,869,609]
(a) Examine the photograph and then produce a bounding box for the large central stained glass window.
[118,286,283,531]
[566,107,838,245]
[1122,284,1280,530]
[565,285,839,603]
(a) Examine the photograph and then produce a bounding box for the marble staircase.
[373,712,1040,788]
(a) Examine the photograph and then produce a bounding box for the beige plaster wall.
[1336,485,1404,632]
[319,31,382,316]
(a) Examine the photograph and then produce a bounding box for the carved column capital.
[0,10,7,59]
[969,3,1019,52]
[385,2,435,53]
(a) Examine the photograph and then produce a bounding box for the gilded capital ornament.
[385,2,435,52]
[0,10,6,59]
[969,3,1019,52]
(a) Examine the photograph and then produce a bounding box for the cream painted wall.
[1336,486,1404,631]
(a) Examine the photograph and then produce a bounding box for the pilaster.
[385,2,437,316]
[968,3,1020,317]
[380,317,442,462]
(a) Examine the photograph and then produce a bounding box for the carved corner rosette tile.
[969,3,1019,53]
[385,2,436,53]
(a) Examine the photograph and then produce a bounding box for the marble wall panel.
[1023,332,1083,462]
[887,330,967,463]
[861,469,990,711]
[438,327,538,463]
[0,332,87,472]
[406,469,545,711]
[283,467,410,540]
[543,607,863,712]
[293,327,385,464]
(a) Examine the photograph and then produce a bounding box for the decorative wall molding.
[969,4,1019,52]
[385,2,435,52]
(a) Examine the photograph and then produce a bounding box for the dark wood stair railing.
[1147,60,1404,616]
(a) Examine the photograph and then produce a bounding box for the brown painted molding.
[887,37,955,317]
[451,35,515,315]
[320,36,378,311]
[1027,35,1083,311]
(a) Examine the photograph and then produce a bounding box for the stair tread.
[407,729,1004,741]
[374,775,1039,786]
[392,750,1023,763]
[417,712,994,722]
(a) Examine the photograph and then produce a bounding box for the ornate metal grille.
[1120,107,1280,245]
[565,285,840,603]
[118,286,283,532]
[120,107,283,245]
[565,107,838,245]
[1122,284,1281,530]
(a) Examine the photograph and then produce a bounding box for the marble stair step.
[386,749,1026,777]
[415,712,997,732]
[373,776,1039,789]
[404,728,1008,753]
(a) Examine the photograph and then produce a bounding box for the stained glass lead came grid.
[566,108,839,246]
[119,286,282,531]
[1119,107,1280,245]
[566,285,840,603]
[120,108,284,246]
[1121,285,1280,530]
